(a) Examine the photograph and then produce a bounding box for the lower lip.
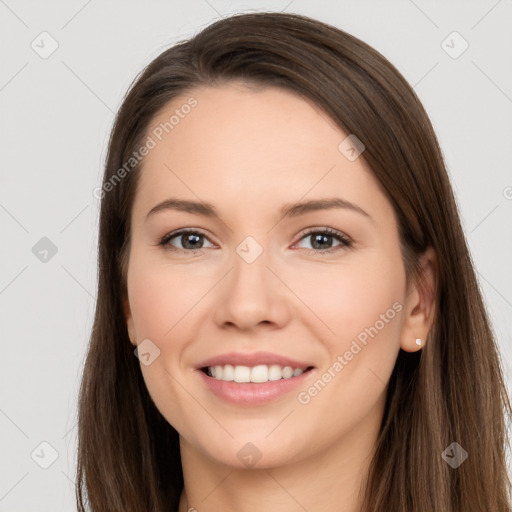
[197,368,316,405]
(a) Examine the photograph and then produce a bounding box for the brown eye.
[159,229,215,253]
[295,228,352,254]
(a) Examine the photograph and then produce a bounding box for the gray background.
[1,0,511,510]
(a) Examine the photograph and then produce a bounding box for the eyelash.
[158,227,352,256]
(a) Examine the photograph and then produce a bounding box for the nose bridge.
[213,234,290,330]
[230,234,273,303]
[235,235,266,267]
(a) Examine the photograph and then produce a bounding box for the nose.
[212,244,292,333]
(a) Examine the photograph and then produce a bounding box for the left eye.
[294,229,352,253]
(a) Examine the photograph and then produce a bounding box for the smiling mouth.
[201,364,315,383]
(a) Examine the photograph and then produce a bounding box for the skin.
[124,82,437,512]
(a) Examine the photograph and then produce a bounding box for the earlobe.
[399,247,437,353]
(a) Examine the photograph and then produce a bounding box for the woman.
[76,11,511,511]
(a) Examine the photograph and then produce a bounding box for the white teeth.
[234,365,251,383]
[206,364,307,383]
[268,364,282,381]
[223,364,234,381]
[282,366,294,379]
[250,365,268,383]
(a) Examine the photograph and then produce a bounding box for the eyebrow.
[145,197,374,223]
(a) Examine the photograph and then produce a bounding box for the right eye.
[159,229,216,253]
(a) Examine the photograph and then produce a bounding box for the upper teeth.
[207,364,304,383]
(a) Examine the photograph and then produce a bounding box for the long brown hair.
[76,11,511,511]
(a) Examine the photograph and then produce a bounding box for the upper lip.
[196,351,314,370]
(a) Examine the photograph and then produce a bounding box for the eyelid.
[295,226,351,242]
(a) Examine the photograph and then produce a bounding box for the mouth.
[195,351,316,405]
[200,364,315,383]
[197,364,316,406]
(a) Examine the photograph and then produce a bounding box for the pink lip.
[196,366,316,406]
[195,351,313,370]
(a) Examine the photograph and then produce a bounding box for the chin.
[185,426,310,470]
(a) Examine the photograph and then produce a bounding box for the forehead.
[144,82,345,167]
[131,83,391,226]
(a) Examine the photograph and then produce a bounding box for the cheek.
[127,252,211,341]
[285,255,404,350]
[127,269,171,339]
[291,255,405,424]
[126,255,204,433]
[289,254,405,404]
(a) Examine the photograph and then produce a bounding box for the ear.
[123,297,137,347]
[400,246,437,352]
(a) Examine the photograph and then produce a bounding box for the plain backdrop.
[1,1,511,510]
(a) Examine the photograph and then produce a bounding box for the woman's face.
[124,82,421,469]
